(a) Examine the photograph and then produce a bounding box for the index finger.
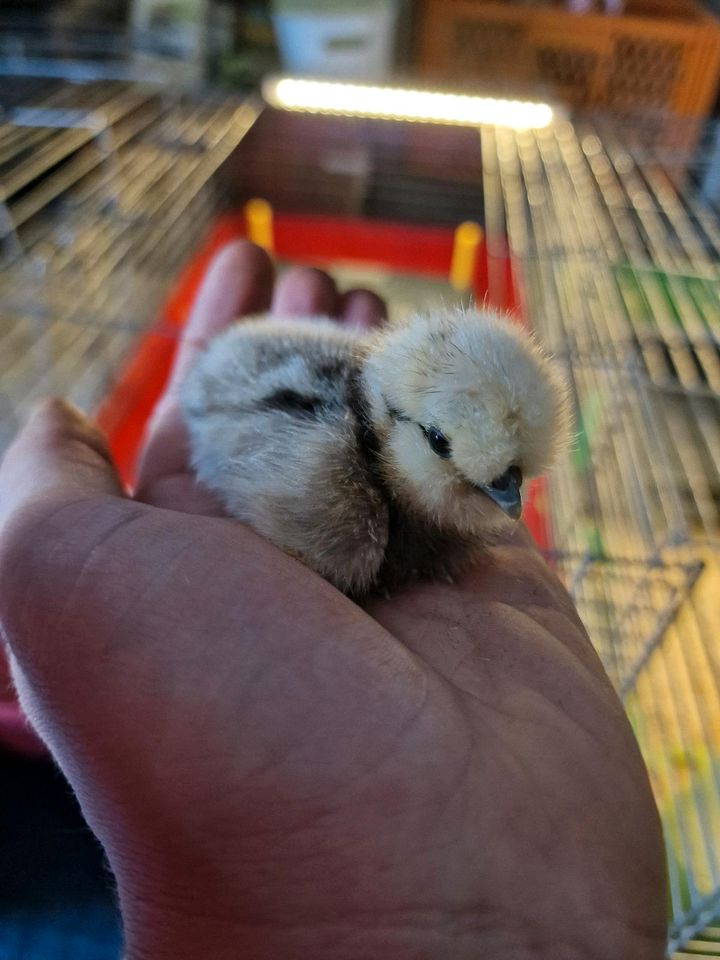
[134,241,274,501]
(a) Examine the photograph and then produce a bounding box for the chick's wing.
[181,318,388,594]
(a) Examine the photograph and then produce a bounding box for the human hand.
[0,242,666,960]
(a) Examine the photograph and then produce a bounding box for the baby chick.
[181,307,569,596]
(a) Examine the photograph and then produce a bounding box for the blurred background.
[1,1,720,957]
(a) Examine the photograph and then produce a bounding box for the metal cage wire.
[0,79,261,449]
[480,117,720,952]
[1,77,720,956]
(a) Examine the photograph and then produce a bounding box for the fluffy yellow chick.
[181,308,570,596]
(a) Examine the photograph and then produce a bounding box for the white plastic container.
[272,0,398,81]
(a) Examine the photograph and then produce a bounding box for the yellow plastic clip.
[244,198,275,254]
[450,221,483,292]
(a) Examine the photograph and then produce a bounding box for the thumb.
[0,398,124,529]
[0,398,129,710]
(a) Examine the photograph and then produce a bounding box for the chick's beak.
[479,465,523,520]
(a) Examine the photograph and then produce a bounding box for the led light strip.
[262,76,554,131]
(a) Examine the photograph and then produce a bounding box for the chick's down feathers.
[181,309,569,596]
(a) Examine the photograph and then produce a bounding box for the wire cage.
[480,117,720,951]
[1,72,720,956]
[0,78,261,451]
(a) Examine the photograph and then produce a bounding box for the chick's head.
[362,308,570,535]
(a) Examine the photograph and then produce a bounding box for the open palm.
[0,243,666,960]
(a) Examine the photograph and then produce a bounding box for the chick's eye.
[422,426,452,459]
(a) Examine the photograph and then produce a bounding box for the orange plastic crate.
[418,0,720,117]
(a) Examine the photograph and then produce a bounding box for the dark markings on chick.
[260,389,323,419]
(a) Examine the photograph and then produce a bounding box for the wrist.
[119,890,530,960]
[123,918,529,960]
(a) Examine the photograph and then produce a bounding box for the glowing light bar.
[262,76,554,131]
